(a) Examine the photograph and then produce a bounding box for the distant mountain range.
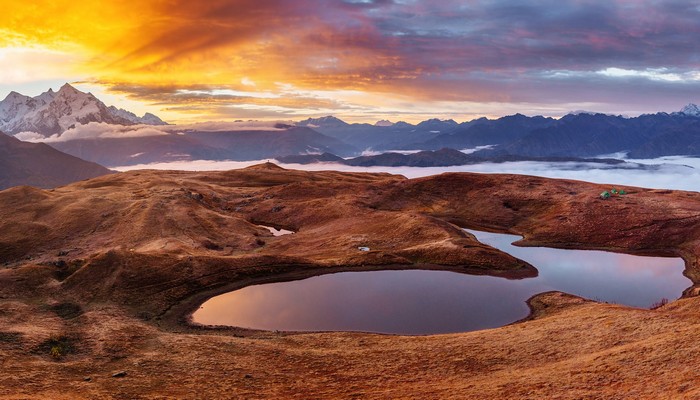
[295,106,700,159]
[1,83,699,166]
[0,132,111,190]
[0,83,166,136]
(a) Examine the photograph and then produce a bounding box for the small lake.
[192,230,690,335]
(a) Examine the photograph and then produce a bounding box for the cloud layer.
[14,121,286,143]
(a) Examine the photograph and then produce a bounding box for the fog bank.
[112,156,700,192]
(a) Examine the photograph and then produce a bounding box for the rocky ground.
[1,163,699,399]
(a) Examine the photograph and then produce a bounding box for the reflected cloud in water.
[193,230,690,334]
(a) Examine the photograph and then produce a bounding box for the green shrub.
[50,345,63,360]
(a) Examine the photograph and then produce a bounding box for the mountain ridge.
[292,104,700,159]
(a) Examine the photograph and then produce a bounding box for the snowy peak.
[567,110,602,116]
[141,113,167,125]
[415,118,458,132]
[297,116,349,128]
[53,84,101,113]
[107,106,168,125]
[374,119,394,127]
[58,82,81,95]
[0,92,35,123]
[3,91,30,102]
[34,89,56,106]
[0,84,167,136]
[680,103,700,117]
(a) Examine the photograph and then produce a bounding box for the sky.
[1,0,699,123]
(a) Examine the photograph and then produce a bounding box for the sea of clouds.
[112,156,700,192]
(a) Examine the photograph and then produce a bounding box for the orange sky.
[2,0,698,123]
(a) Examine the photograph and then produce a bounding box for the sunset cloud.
[2,1,699,122]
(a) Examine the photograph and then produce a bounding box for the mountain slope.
[504,111,700,157]
[418,114,556,150]
[49,126,358,166]
[0,131,112,189]
[187,126,357,160]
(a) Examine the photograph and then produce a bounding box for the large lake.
[192,230,690,335]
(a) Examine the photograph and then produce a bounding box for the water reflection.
[470,230,688,308]
[193,230,690,335]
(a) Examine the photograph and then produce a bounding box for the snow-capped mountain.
[0,83,167,136]
[107,106,167,125]
[679,103,700,117]
[374,119,394,127]
[296,116,349,128]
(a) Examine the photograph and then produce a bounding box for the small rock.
[185,191,204,201]
[358,246,370,252]
[112,371,127,378]
[244,374,253,379]
[83,376,92,382]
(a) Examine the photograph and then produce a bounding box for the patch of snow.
[680,103,700,117]
[360,149,423,156]
[596,151,630,159]
[258,225,295,236]
[374,119,393,127]
[303,146,322,155]
[459,145,495,154]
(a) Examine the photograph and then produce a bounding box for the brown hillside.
[0,164,699,399]
[0,132,112,190]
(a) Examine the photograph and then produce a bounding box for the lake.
[192,230,690,335]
